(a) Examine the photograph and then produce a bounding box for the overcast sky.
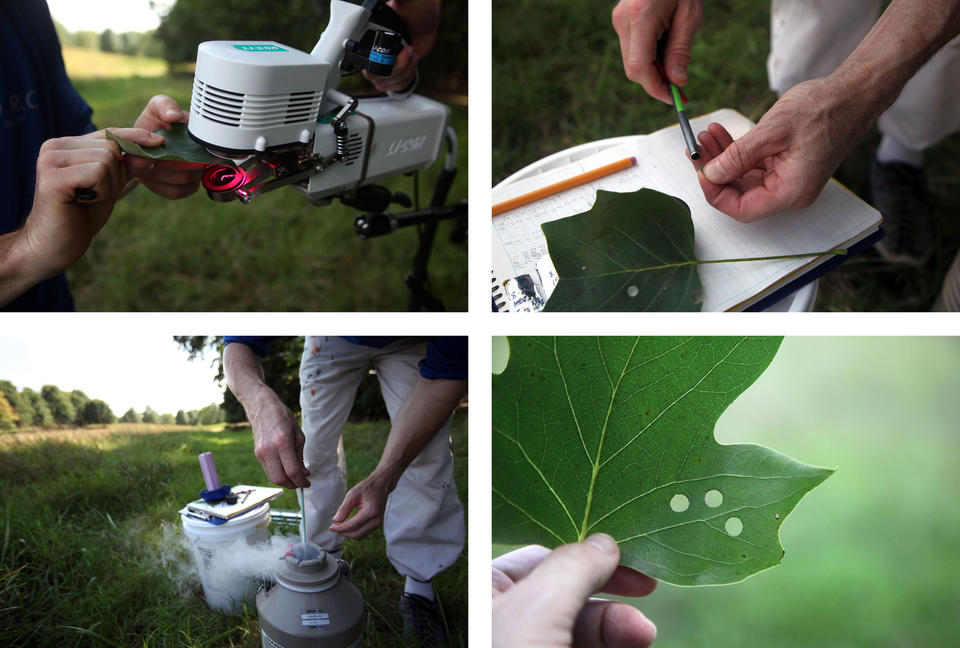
[0,334,223,416]
[46,0,176,33]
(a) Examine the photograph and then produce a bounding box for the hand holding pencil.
[612,0,704,104]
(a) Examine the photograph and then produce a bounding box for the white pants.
[298,336,465,582]
[768,0,960,150]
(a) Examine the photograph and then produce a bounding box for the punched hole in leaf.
[669,494,689,512]
[704,489,723,507]
[627,285,639,298]
[725,517,743,537]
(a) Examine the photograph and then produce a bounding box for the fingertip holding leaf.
[106,122,237,168]
[492,336,833,586]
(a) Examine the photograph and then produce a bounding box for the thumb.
[703,125,779,184]
[511,534,620,618]
[332,488,359,523]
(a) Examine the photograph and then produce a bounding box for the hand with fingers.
[363,0,441,93]
[223,341,311,490]
[693,77,870,222]
[125,94,204,199]
[249,393,311,490]
[328,471,393,539]
[493,534,658,648]
[612,0,703,104]
[6,128,159,296]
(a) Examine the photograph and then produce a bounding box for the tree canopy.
[40,385,75,426]
[153,0,466,93]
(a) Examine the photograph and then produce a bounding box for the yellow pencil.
[492,156,637,217]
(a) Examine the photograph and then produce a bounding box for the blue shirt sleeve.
[420,337,467,380]
[0,2,94,311]
[223,336,273,358]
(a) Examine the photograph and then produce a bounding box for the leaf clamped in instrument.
[106,123,238,168]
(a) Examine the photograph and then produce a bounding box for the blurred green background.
[493,0,960,310]
[494,337,960,647]
[54,0,467,311]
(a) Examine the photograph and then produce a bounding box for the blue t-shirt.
[224,336,468,380]
[1,1,96,311]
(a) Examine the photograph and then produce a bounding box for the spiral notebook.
[491,109,882,312]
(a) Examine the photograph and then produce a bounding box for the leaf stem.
[697,248,847,265]
[559,248,850,281]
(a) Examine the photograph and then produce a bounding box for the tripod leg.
[406,127,459,311]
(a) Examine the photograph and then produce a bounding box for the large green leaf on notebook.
[541,189,702,311]
[493,336,833,586]
[106,123,237,168]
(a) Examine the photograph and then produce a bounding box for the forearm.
[224,343,277,423]
[0,230,46,307]
[371,376,466,488]
[830,0,960,123]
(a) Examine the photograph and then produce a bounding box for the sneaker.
[399,592,447,647]
[869,157,933,266]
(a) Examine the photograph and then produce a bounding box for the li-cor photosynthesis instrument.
[189,0,465,309]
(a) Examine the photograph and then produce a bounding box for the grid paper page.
[492,145,643,288]
[492,109,881,311]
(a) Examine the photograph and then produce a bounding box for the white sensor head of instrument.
[188,41,330,153]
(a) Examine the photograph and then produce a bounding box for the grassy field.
[62,47,167,80]
[66,72,467,311]
[493,0,960,311]
[0,416,468,646]
[493,337,960,647]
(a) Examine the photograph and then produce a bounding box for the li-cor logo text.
[233,44,288,52]
[385,135,428,157]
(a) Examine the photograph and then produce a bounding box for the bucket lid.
[277,542,341,592]
[179,502,270,529]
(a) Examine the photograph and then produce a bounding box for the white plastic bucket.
[180,504,272,613]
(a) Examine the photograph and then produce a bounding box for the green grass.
[494,338,960,647]
[0,416,468,646]
[67,76,467,311]
[493,0,960,310]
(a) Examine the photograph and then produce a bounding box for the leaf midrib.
[576,337,641,541]
[572,337,751,541]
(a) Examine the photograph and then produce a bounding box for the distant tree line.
[52,19,164,59]
[117,403,225,427]
[0,379,224,432]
